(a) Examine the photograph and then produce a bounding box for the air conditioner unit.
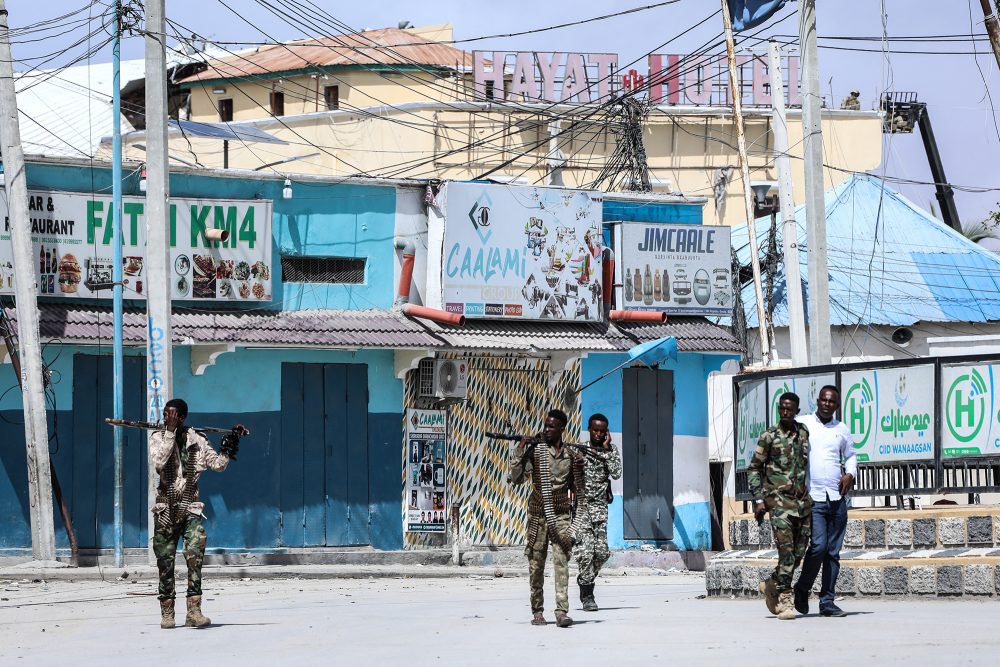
[418,358,468,399]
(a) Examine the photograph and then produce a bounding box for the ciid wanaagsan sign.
[473,51,801,106]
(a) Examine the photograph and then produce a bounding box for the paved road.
[0,571,994,666]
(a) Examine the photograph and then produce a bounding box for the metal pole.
[144,0,173,565]
[721,0,771,365]
[112,3,125,568]
[768,41,807,367]
[979,0,1000,71]
[799,0,831,364]
[0,1,56,561]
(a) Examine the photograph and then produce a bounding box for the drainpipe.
[394,237,416,305]
[403,303,466,327]
[601,247,615,311]
[609,310,667,323]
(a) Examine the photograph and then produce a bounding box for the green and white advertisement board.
[735,378,767,471]
[766,373,837,425]
[940,362,1000,458]
[841,365,935,463]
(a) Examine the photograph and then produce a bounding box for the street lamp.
[751,181,780,361]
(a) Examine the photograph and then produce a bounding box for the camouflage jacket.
[747,423,812,515]
[149,428,229,518]
[510,441,583,515]
[579,444,622,523]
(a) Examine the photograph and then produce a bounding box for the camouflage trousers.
[769,508,811,592]
[573,519,610,586]
[153,511,208,600]
[525,512,571,614]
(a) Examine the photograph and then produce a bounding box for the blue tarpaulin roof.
[732,174,1000,327]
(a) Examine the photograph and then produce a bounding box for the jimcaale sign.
[473,51,800,106]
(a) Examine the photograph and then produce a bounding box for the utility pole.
[111,2,125,568]
[144,0,172,564]
[768,41,808,367]
[799,0,831,364]
[979,0,1000,71]
[721,0,771,366]
[0,1,56,562]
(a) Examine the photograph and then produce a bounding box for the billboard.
[840,365,935,463]
[0,190,273,302]
[405,409,448,533]
[735,378,767,471]
[612,222,731,316]
[433,182,604,321]
[766,373,837,425]
[940,362,1000,458]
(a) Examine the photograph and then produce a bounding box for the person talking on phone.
[572,413,622,612]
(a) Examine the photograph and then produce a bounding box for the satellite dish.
[891,327,913,347]
[438,361,458,393]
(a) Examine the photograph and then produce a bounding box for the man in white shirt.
[793,385,857,617]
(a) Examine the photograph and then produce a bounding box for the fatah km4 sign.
[0,190,273,302]
[473,51,800,106]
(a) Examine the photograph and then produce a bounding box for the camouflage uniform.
[573,444,622,586]
[747,423,812,593]
[510,441,585,615]
[149,427,230,601]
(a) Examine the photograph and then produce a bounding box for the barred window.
[280,256,365,284]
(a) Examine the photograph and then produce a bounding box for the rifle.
[105,418,250,436]
[485,432,605,460]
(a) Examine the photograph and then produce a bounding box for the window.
[324,85,339,110]
[270,91,285,116]
[218,98,233,122]
[281,256,365,284]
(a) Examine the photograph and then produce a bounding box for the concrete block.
[863,519,886,548]
[738,520,750,547]
[967,516,993,545]
[912,519,937,547]
[835,566,856,595]
[742,565,760,593]
[963,564,993,596]
[747,519,760,546]
[759,521,773,547]
[996,565,1000,596]
[995,516,1000,547]
[937,565,963,596]
[883,566,908,595]
[858,567,883,595]
[844,519,864,548]
[939,517,966,547]
[909,566,936,595]
[886,519,912,548]
[720,566,735,591]
[729,521,738,548]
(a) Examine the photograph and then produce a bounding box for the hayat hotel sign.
[0,190,272,302]
[428,182,604,321]
[473,51,801,106]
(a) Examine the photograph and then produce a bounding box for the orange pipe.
[602,256,614,307]
[403,303,466,327]
[609,310,667,323]
[395,238,416,304]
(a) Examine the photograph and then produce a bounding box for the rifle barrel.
[104,418,248,436]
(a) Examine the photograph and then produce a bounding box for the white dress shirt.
[797,413,858,502]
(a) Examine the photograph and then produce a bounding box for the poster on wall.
[940,362,1000,458]
[735,378,767,471]
[612,221,731,316]
[432,182,604,321]
[841,365,935,463]
[0,190,272,302]
[405,409,448,533]
[766,373,837,425]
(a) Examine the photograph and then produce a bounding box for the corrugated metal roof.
[732,174,1000,327]
[7,305,740,354]
[180,28,474,84]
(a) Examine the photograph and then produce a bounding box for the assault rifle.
[105,418,250,436]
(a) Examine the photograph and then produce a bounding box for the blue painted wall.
[581,351,738,551]
[24,162,397,311]
[603,199,703,225]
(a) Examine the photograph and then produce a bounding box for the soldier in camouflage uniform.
[573,413,622,611]
[510,408,586,628]
[150,398,245,629]
[748,392,811,620]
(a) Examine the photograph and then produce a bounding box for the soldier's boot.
[580,584,598,612]
[758,577,778,615]
[185,595,211,628]
[555,611,573,628]
[531,612,547,626]
[776,591,797,620]
[159,598,175,629]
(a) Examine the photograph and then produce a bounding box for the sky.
[7,0,1000,225]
